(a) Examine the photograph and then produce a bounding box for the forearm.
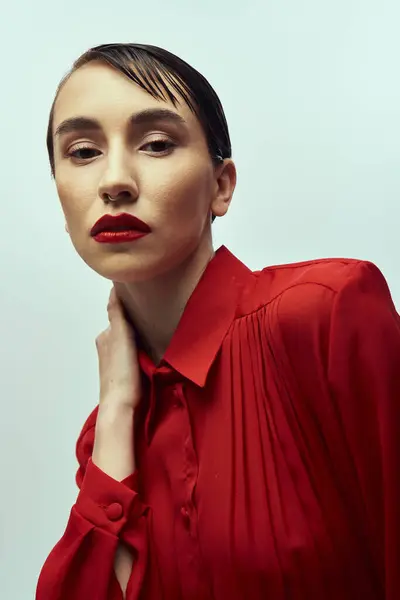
[92,403,136,481]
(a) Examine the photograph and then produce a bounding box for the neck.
[114,240,215,365]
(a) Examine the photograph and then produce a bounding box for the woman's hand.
[96,285,142,410]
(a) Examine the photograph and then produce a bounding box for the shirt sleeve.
[327,261,400,599]
[35,405,149,600]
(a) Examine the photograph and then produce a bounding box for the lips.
[90,213,151,236]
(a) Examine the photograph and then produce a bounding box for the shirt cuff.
[121,470,139,490]
[75,458,147,536]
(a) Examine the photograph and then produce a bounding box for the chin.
[92,262,159,283]
[82,251,175,283]
[77,235,202,283]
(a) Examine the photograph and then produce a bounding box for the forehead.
[53,60,199,135]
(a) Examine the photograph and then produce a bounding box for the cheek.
[144,157,213,216]
[56,177,91,223]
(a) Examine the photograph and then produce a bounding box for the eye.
[67,145,100,161]
[140,139,176,155]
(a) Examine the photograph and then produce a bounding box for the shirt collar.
[138,245,254,386]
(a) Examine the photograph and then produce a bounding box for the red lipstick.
[91,213,151,244]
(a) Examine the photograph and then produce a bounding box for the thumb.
[107,287,133,335]
[107,286,124,321]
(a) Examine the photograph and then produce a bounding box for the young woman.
[36,43,399,600]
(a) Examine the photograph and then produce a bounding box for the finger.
[108,293,128,329]
[108,286,117,305]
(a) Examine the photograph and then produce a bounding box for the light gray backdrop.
[1,1,399,598]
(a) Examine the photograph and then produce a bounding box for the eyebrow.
[54,108,187,139]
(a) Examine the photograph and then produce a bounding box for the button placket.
[159,379,210,597]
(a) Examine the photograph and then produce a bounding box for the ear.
[211,159,237,218]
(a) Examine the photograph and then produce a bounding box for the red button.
[105,502,123,521]
[172,386,182,408]
[180,506,190,528]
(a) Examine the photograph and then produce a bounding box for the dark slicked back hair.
[46,43,233,222]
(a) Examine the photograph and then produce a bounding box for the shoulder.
[250,256,392,317]
[242,257,398,404]
[242,257,396,350]
[257,255,379,298]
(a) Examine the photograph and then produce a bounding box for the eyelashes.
[67,146,99,161]
[66,138,177,162]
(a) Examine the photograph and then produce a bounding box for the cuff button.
[105,502,123,521]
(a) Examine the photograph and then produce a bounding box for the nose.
[98,152,139,205]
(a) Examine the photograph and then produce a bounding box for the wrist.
[97,400,135,423]
[93,408,136,480]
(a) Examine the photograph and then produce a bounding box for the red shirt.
[36,245,400,600]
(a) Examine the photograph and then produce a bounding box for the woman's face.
[52,60,234,282]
